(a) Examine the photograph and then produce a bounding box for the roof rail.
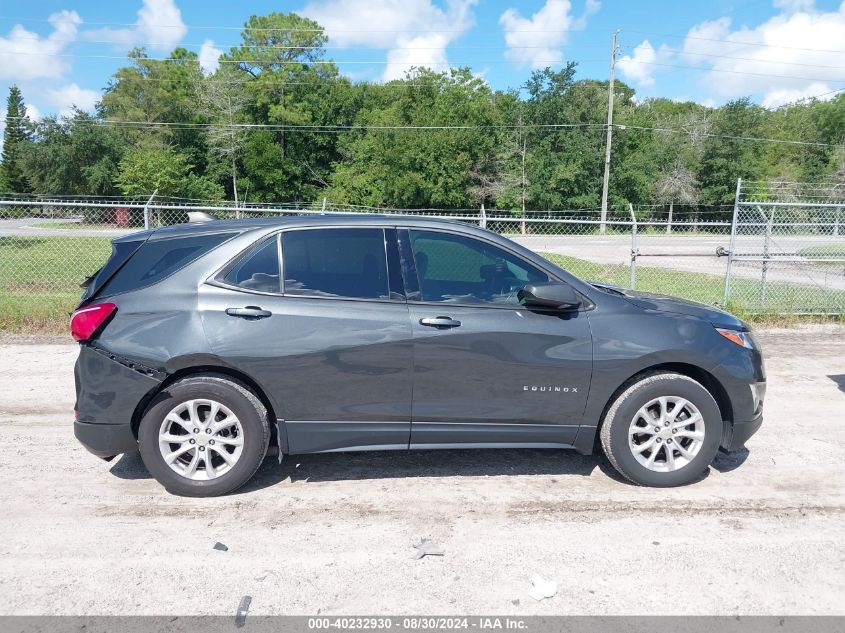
[186,211,217,223]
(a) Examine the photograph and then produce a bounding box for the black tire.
[599,371,722,487]
[138,375,270,497]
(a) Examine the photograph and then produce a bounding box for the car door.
[399,228,593,448]
[199,227,414,454]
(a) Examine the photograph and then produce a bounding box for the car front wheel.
[599,371,722,487]
[138,375,270,497]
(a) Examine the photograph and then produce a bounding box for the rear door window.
[223,237,280,293]
[99,232,236,296]
[282,228,390,299]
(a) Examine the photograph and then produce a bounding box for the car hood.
[590,283,748,330]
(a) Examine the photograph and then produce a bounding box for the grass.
[799,244,845,258]
[0,237,112,333]
[540,252,845,319]
[32,222,128,231]
[0,236,840,334]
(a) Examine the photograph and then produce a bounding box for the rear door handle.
[419,316,461,329]
[226,306,272,319]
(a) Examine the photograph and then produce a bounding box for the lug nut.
[656,438,662,443]
[199,446,205,452]
[672,428,677,434]
[206,428,212,434]
[664,422,669,427]
[189,439,195,445]
[209,440,215,445]
[193,428,199,433]
[667,438,673,444]
[654,426,660,433]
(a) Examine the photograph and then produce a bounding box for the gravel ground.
[0,324,843,616]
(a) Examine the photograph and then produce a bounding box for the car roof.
[114,213,469,243]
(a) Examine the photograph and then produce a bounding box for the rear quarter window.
[80,238,146,301]
[99,232,236,296]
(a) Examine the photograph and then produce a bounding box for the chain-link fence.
[726,180,845,315]
[0,186,842,331]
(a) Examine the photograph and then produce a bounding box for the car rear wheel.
[599,371,722,487]
[138,375,270,497]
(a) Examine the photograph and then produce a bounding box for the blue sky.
[1,0,845,123]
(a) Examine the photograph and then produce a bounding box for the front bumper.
[74,344,162,459]
[721,411,764,452]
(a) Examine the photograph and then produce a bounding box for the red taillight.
[70,302,117,342]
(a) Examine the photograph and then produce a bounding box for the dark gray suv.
[72,215,765,496]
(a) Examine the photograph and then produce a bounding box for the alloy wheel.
[157,399,244,481]
[627,396,705,472]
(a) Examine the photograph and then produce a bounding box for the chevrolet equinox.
[72,216,765,496]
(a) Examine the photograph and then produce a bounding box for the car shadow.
[109,451,151,479]
[711,447,750,473]
[238,448,598,493]
[109,446,722,493]
[828,374,845,394]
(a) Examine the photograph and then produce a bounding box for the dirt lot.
[0,325,843,616]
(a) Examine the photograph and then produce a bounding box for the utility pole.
[600,30,619,234]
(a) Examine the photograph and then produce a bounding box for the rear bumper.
[74,344,162,459]
[74,420,137,459]
[721,411,763,452]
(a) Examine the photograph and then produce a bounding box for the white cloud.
[302,0,477,81]
[0,10,81,81]
[773,0,814,12]
[760,81,833,108]
[85,0,187,53]
[199,40,223,75]
[680,2,845,108]
[46,83,99,116]
[499,0,599,69]
[617,40,674,87]
[25,103,42,121]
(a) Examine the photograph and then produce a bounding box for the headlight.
[715,327,755,349]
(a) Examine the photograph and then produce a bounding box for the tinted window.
[81,237,145,300]
[99,232,235,296]
[224,238,280,293]
[282,228,389,299]
[409,230,548,305]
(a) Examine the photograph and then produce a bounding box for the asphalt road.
[0,325,843,616]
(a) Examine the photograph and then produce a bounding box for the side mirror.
[518,282,581,311]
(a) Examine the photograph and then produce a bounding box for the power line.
[9,114,845,148]
[3,32,612,52]
[617,124,844,148]
[623,29,845,55]
[0,14,579,34]
[4,48,843,84]
[7,117,608,131]
[617,58,845,84]
[620,43,845,71]
[0,49,604,67]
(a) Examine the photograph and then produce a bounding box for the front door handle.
[226,306,272,319]
[419,316,461,329]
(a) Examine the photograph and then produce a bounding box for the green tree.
[23,110,125,196]
[224,12,353,202]
[101,48,207,167]
[0,85,33,192]
[115,141,223,200]
[699,98,765,205]
[197,65,249,205]
[326,68,500,208]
